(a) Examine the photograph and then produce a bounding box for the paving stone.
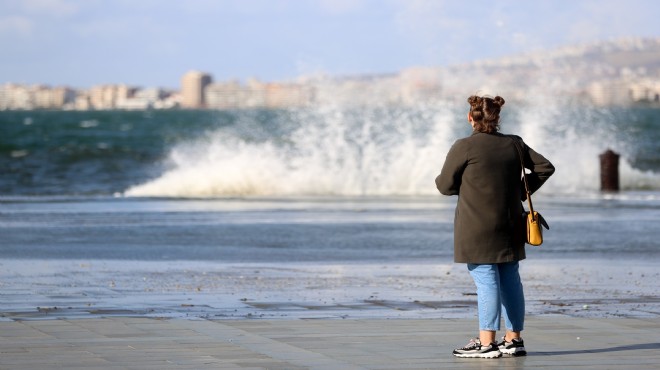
[0,316,658,369]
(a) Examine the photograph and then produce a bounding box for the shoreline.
[1,257,658,321]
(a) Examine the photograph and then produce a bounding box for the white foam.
[126,100,660,198]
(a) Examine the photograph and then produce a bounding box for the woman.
[436,95,554,358]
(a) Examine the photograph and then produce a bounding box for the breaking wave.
[125,101,660,197]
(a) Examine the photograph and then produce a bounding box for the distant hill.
[472,37,660,71]
[413,37,660,104]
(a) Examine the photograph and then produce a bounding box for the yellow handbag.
[526,210,548,246]
[512,138,549,246]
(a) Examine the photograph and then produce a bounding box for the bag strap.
[510,137,535,215]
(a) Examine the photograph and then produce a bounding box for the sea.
[1,103,660,263]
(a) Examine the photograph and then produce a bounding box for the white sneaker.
[452,338,502,358]
[498,336,527,356]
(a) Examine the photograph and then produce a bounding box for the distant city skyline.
[1,0,660,89]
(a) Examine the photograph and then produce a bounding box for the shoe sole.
[500,348,527,356]
[453,352,502,359]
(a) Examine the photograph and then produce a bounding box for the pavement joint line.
[170,318,368,370]
[2,316,660,369]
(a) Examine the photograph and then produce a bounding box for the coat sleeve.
[522,141,555,199]
[435,139,468,196]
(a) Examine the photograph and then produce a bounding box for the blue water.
[1,110,221,195]
[1,107,659,196]
[1,107,659,261]
[1,194,659,261]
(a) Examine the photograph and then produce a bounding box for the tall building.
[0,83,33,110]
[205,78,316,109]
[181,70,213,108]
[33,85,75,109]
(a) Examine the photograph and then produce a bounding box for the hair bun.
[466,94,505,134]
[467,95,482,106]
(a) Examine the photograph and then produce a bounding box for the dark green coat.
[436,132,555,264]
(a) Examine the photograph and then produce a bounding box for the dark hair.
[467,95,505,134]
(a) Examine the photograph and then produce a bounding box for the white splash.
[125,100,660,198]
[126,103,458,197]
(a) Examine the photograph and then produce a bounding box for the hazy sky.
[1,0,659,88]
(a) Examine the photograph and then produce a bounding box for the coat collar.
[471,130,505,137]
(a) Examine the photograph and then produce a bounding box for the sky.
[1,0,660,89]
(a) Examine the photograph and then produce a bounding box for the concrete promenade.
[1,316,659,369]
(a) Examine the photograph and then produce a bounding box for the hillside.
[426,37,660,104]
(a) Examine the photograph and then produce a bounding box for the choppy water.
[1,105,659,261]
[1,104,659,197]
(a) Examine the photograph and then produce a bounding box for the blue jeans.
[467,261,525,332]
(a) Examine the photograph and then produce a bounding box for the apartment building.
[181,70,213,108]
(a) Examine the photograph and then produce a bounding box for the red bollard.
[599,149,620,192]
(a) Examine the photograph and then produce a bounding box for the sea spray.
[125,103,460,197]
[125,101,660,197]
[1,106,658,197]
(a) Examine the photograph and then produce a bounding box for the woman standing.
[436,95,555,358]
